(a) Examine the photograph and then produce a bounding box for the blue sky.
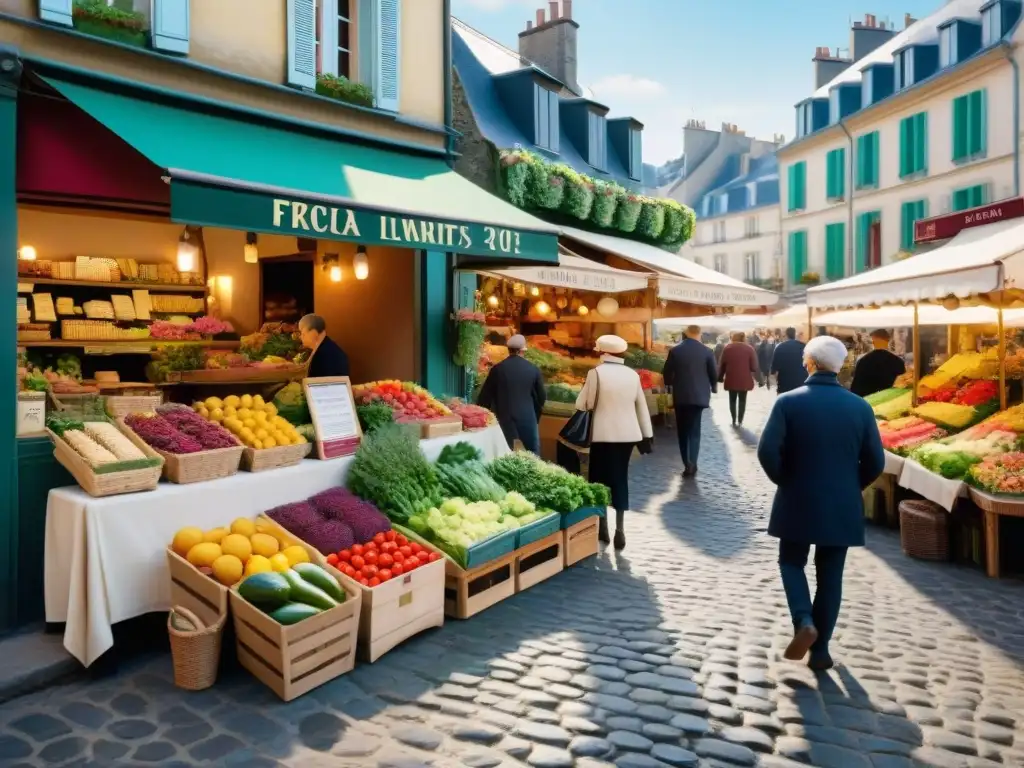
[452,0,942,165]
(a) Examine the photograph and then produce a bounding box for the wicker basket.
[156,444,245,484]
[899,499,949,561]
[167,605,227,691]
[241,441,312,472]
[47,420,164,497]
[106,394,163,420]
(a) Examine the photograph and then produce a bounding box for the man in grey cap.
[477,334,546,454]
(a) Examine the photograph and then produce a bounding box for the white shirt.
[575,356,654,444]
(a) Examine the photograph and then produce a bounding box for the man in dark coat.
[663,325,717,477]
[757,335,885,670]
[477,335,545,454]
[850,329,906,397]
[770,327,807,394]
[757,333,775,388]
[299,314,350,378]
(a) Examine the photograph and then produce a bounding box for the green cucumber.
[237,572,291,610]
[281,569,338,611]
[292,563,346,604]
[269,602,322,625]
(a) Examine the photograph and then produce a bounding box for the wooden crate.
[166,548,229,629]
[444,553,515,619]
[229,564,360,701]
[514,531,563,592]
[420,416,464,439]
[563,517,600,567]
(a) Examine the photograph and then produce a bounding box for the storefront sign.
[657,277,768,308]
[495,266,649,293]
[171,180,559,264]
[914,197,1024,244]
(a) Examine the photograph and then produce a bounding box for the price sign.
[303,376,363,459]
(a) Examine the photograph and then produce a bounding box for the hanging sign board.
[914,197,1024,244]
[303,376,362,460]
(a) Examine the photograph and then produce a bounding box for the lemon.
[231,517,256,537]
[252,439,264,450]
[293,435,305,445]
[172,526,204,557]
[281,545,310,566]
[239,427,255,442]
[242,418,256,430]
[186,542,221,568]
[244,554,273,576]
[269,553,291,572]
[254,428,269,441]
[203,527,229,544]
[237,408,252,420]
[250,532,280,557]
[210,407,225,422]
[253,395,266,409]
[220,533,253,562]
[211,554,244,585]
[254,412,268,423]
[197,406,210,420]
[204,396,223,410]
[224,405,237,418]
[224,395,241,409]
[264,403,278,417]
[263,437,277,449]
[240,394,254,409]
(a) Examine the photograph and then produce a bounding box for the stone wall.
[452,69,498,195]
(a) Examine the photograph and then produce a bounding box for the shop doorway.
[259,255,315,325]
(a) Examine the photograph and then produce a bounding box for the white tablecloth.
[883,451,905,478]
[45,425,510,666]
[898,458,967,512]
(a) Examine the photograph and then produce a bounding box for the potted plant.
[799,272,821,286]
[72,0,147,47]
[315,74,374,108]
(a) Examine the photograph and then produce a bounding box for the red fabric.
[718,342,759,391]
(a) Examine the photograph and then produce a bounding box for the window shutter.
[39,0,72,26]
[971,89,987,157]
[915,113,928,174]
[855,213,868,273]
[287,0,317,90]
[375,0,401,111]
[952,95,966,161]
[548,89,560,154]
[152,0,190,54]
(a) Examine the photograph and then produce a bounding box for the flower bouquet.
[966,451,1024,494]
[453,309,486,367]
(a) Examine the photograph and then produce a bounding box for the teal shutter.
[788,231,806,284]
[825,222,845,280]
[868,132,878,186]
[152,0,190,54]
[970,89,987,157]
[901,200,928,250]
[952,94,968,162]
[856,132,878,188]
[375,0,402,111]
[953,188,969,212]
[287,0,317,89]
[787,165,796,211]
[952,185,987,212]
[826,149,845,200]
[855,211,881,272]
[972,184,987,207]
[915,113,928,175]
[899,117,910,177]
[38,0,72,25]
[789,162,805,210]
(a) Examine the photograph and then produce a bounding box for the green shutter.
[788,230,807,284]
[900,200,927,251]
[855,211,881,272]
[826,148,845,200]
[952,94,968,162]
[788,162,806,211]
[952,188,969,212]
[915,113,928,175]
[856,132,879,188]
[970,89,986,158]
[787,164,795,211]
[825,222,845,280]
[952,185,987,212]
[899,117,910,177]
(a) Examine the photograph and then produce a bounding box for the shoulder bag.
[557,366,601,454]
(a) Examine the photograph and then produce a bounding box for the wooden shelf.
[17,340,239,353]
[18,277,208,294]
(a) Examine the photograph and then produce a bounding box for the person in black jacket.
[850,329,906,397]
[299,314,350,378]
[477,335,545,454]
[663,325,718,477]
[770,328,807,394]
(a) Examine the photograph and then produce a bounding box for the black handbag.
[558,367,601,454]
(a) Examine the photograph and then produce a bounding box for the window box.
[799,272,820,286]
[72,0,146,47]
[315,73,374,108]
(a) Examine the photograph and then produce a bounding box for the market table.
[898,458,968,512]
[44,425,510,667]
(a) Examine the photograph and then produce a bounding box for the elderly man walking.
[664,324,717,477]
[757,336,885,670]
[477,335,545,454]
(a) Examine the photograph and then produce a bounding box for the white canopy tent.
[813,304,1024,328]
[560,225,779,308]
[806,218,1024,308]
[768,304,810,327]
[655,314,769,332]
[474,248,652,293]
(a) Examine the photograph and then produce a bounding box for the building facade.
[778,2,1022,292]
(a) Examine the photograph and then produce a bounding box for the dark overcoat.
[476,354,545,439]
[770,339,807,394]
[757,373,885,547]
[663,338,718,407]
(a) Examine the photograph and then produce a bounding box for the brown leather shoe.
[784,624,819,661]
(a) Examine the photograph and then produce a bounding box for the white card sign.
[303,376,363,459]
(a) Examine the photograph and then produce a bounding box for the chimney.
[812,46,852,89]
[850,12,896,62]
[519,2,580,94]
[904,13,916,28]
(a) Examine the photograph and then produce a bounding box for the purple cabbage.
[266,501,319,534]
[158,405,238,450]
[308,487,391,545]
[310,520,355,555]
[125,413,203,454]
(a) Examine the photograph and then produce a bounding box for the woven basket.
[105,394,163,420]
[157,444,244,484]
[167,605,226,691]
[241,441,311,472]
[899,499,949,561]
[47,421,164,498]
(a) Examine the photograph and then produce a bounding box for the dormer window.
[895,49,915,90]
[747,182,757,207]
[628,128,642,181]
[939,24,956,68]
[829,89,840,124]
[587,112,607,170]
[534,84,560,153]
[702,197,711,217]
[982,3,1001,45]
[717,194,728,215]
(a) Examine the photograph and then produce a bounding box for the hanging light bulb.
[353,246,369,280]
[18,245,36,261]
[486,294,500,308]
[176,229,197,273]
[596,296,619,317]
[330,265,342,283]
[577,305,590,316]
[534,300,551,316]
[243,232,258,264]
[530,286,540,297]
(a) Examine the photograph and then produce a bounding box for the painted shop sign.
[914,197,1024,244]
[502,266,648,293]
[658,278,765,308]
[170,180,558,263]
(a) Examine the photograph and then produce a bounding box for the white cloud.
[590,74,667,100]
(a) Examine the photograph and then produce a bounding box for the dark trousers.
[727,390,748,424]
[778,540,848,658]
[674,405,704,468]
[589,442,633,523]
[500,415,540,455]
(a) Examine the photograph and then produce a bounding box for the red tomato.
[417,551,431,563]
[392,550,405,563]
[350,555,365,570]
[396,534,408,546]
[362,564,379,578]
[337,550,351,562]
[358,577,369,586]
[409,542,423,555]
[404,559,418,571]
[368,577,380,587]
[378,568,392,581]
[340,565,354,577]
[378,553,394,568]
[391,562,404,576]
[381,542,397,554]
[398,545,412,558]
[385,530,397,542]
[427,552,441,562]
[326,553,339,566]
[351,544,364,556]
[363,550,378,565]
[373,532,387,546]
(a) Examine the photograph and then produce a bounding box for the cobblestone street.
[2,389,1023,768]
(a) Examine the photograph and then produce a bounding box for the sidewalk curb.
[0,626,81,704]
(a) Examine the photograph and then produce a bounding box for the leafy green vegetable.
[46,414,85,437]
[273,382,311,425]
[346,423,442,522]
[437,441,484,466]
[486,452,607,514]
[23,371,48,392]
[357,403,394,434]
[523,348,571,378]
[435,460,505,502]
[545,383,580,404]
[56,354,82,380]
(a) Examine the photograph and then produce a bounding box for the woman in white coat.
[575,335,654,550]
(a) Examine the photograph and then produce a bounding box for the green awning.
[42,76,558,264]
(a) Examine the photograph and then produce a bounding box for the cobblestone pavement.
[2,389,1024,768]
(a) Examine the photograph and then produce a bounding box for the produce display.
[327,529,442,588]
[266,488,390,556]
[877,417,947,456]
[966,452,1024,494]
[409,496,532,555]
[239,323,303,362]
[910,401,993,431]
[157,404,240,449]
[125,413,203,453]
[192,394,306,450]
[910,430,1019,479]
[865,388,909,407]
[487,451,610,513]
[47,415,160,472]
[546,382,581,404]
[171,517,311,586]
[351,380,454,424]
[272,382,311,426]
[919,379,998,406]
[356,403,394,434]
[872,391,913,420]
[236,562,347,625]
[444,399,496,430]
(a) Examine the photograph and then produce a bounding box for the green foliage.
[502,154,531,207]
[591,181,619,227]
[437,441,484,466]
[560,170,594,221]
[636,199,666,239]
[523,347,570,378]
[454,317,486,367]
[346,423,443,522]
[356,403,394,434]
[614,193,642,233]
[73,0,145,30]
[315,73,374,108]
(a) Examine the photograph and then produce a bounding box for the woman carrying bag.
[567,335,654,550]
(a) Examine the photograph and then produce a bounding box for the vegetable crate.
[166,548,229,630]
[48,419,164,497]
[419,416,464,439]
[563,517,600,566]
[157,444,245,484]
[516,511,561,549]
[229,564,360,702]
[514,531,563,593]
[444,553,515,619]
